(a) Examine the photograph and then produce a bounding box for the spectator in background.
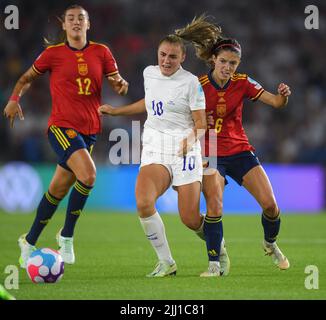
[1,0,325,164]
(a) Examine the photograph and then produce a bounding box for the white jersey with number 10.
[143,65,206,155]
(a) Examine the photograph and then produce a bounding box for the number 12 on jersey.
[76,77,92,95]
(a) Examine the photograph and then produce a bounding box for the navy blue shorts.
[48,125,96,171]
[204,151,260,186]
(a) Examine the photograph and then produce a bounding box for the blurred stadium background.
[0,0,325,214]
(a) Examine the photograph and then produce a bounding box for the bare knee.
[261,199,279,218]
[136,197,156,218]
[77,170,96,186]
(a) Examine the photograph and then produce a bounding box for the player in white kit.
[99,34,207,277]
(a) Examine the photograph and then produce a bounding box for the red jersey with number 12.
[199,72,264,156]
[32,41,119,135]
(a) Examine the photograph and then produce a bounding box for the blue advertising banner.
[0,162,324,214]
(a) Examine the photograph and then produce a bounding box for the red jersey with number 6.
[32,41,119,135]
[199,72,264,156]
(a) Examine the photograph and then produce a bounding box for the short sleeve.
[188,77,206,110]
[103,45,119,77]
[246,76,265,101]
[32,49,52,74]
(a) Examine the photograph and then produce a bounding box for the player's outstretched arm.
[98,98,146,116]
[258,83,291,109]
[107,74,129,96]
[3,67,39,128]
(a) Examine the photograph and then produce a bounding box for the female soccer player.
[3,5,129,267]
[177,17,291,275]
[99,32,210,277]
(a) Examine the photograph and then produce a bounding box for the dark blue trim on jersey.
[65,40,90,51]
[208,70,231,90]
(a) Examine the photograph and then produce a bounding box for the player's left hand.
[278,83,291,97]
[108,77,129,96]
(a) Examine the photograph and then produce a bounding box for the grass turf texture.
[0,211,325,300]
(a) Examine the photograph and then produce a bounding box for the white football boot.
[200,261,221,277]
[56,229,75,264]
[219,238,230,276]
[18,234,36,269]
[146,261,177,277]
[263,240,290,270]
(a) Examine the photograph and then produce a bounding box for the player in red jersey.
[3,5,128,267]
[174,16,291,275]
[199,30,291,275]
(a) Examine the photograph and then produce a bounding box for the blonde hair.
[174,14,222,62]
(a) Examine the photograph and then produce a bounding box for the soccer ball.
[26,248,64,283]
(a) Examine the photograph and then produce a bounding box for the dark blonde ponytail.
[174,14,222,62]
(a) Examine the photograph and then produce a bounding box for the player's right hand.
[98,104,116,116]
[3,101,24,128]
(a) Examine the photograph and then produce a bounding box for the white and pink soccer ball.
[26,248,64,283]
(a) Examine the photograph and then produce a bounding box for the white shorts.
[140,145,203,187]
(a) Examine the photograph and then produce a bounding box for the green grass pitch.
[0,210,325,300]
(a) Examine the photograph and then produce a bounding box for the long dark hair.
[212,38,242,58]
[44,4,89,47]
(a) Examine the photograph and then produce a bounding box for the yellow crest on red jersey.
[78,63,88,76]
[216,104,226,117]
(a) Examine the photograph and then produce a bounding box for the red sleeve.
[103,45,119,78]
[245,76,265,101]
[32,48,52,75]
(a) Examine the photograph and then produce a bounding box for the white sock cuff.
[139,211,160,222]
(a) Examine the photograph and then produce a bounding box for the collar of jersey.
[65,40,90,51]
[208,70,231,90]
[160,66,183,79]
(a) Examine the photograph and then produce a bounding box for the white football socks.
[139,211,175,265]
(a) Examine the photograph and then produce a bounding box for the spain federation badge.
[66,129,78,139]
[216,104,226,117]
[78,63,88,76]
